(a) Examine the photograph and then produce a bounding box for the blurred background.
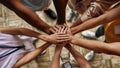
[0,1,120,68]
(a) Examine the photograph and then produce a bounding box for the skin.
[69,35,120,56]
[70,0,119,31]
[62,5,120,56]
[71,4,120,34]
[0,0,92,67]
[51,44,64,68]
[65,44,92,68]
[13,43,51,68]
[53,0,68,24]
[0,28,70,44]
[51,1,120,68]
[51,25,92,68]
[1,0,51,34]
[0,0,71,67]
[0,27,70,68]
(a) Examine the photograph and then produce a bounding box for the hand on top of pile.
[49,24,74,44]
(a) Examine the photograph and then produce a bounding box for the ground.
[0,1,120,68]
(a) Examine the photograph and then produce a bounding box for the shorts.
[22,0,51,11]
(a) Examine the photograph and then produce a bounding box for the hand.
[41,33,70,44]
[64,25,79,45]
[49,24,67,34]
[49,25,61,34]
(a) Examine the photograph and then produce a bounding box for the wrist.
[38,35,49,42]
[70,36,79,45]
[71,28,77,35]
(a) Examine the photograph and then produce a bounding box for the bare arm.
[0,28,70,43]
[51,45,63,68]
[53,0,68,24]
[13,43,51,68]
[71,6,120,34]
[1,0,51,34]
[65,44,92,68]
[0,28,42,37]
[70,18,83,28]
[70,36,120,56]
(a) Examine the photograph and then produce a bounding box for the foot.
[85,51,95,61]
[44,8,57,20]
[81,30,96,39]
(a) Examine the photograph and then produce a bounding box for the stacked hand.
[48,24,78,45]
[49,24,73,44]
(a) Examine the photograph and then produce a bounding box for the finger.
[52,26,60,33]
[55,25,61,29]
[57,39,70,43]
[56,34,69,37]
[63,27,67,34]
[56,36,70,40]
[49,28,56,33]
[60,26,65,33]
[55,25,63,33]
[58,26,62,33]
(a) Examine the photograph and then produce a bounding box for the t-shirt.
[81,0,120,22]
[0,32,35,68]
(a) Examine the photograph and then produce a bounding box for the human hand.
[49,25,61,34]
[40,33,69,44]
[42,25,70,44]
[64,24,79,45]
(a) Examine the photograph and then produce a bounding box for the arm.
[71,6,120,34]
[70,18,83,28]
[0,28,42,37]
[65,44,92,68]
[71,1,106,28]
[53,0,68,24]
[70,36,120,56]
[0,28,70,44]
[1,0,51,34]
[51,44,64,68]
[13,43,51,68]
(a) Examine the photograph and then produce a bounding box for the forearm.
[51,45,63,68]
[71,6,120,34]
[70,18,82,28]
[71,16,106,34]
[72,37,120,55]
[53,0,68,24]
[13,43,51,68]
[0,28,42,37]
[65,44,92,68]
[2,0,51,34]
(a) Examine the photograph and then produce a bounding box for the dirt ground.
[0,1,120,68]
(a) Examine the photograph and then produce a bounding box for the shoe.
[66,9,75,22]
[81,30,96,39]
[95,25,104,38]
[62,61,73,68]
[44,8,57,20]
[73,13,79,21]
[85,51,95,61]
